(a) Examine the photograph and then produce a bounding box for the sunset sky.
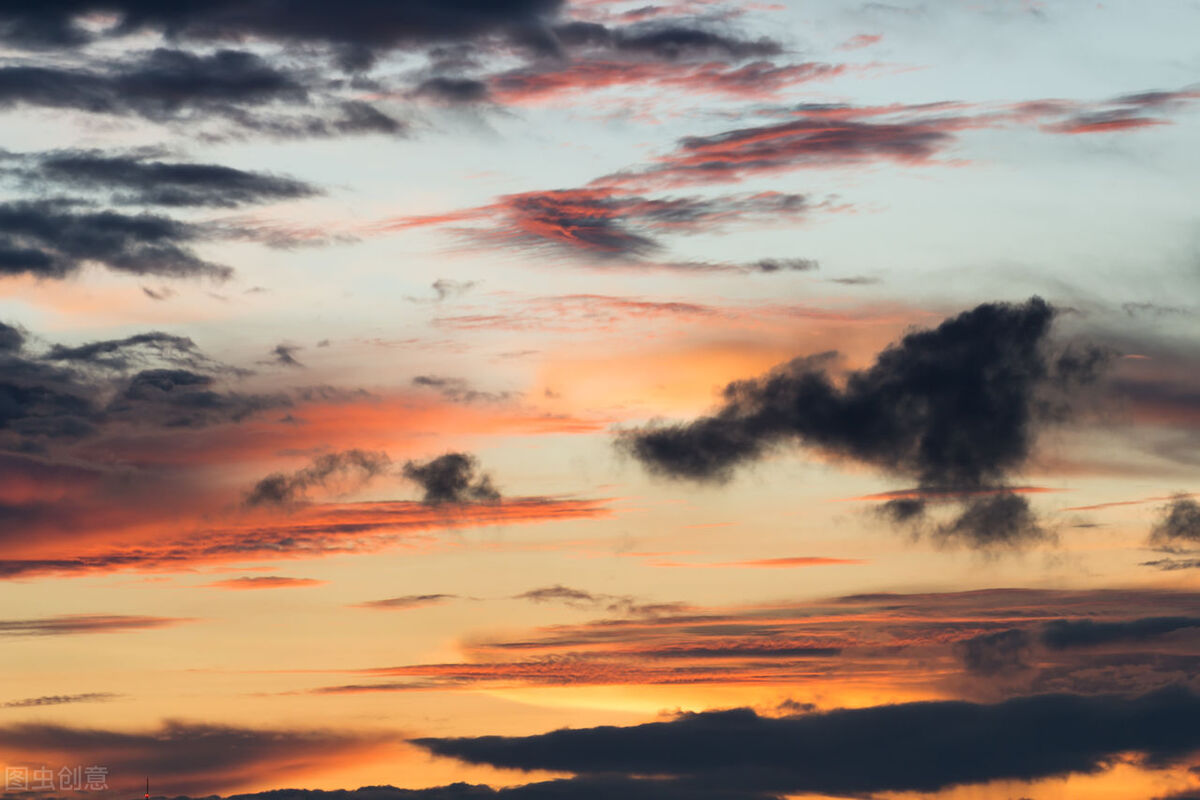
[1,2,1199,799]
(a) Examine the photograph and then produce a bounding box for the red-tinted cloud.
[489,59,845,105]
[0,496,613,580]
[204,576,326,590]
[307,589,1200,696]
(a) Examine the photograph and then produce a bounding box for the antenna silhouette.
[145,778,150,800]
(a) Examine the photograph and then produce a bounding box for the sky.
[0,1,1199,799]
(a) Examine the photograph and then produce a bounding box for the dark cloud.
[131,779,768,800]
[245,449,392,507]
[553,21,782,61]
[1142,558,1200,571]
[413,77,491,104]
[432,279,477,301]
[402,452,500,505]
[957,628,1032,676]
[2,692,120,708]
[1040,617,1200,649]
[514,585,690,617]
[0,48,306,120]
[0,1,566,57]
[751,258,818,273]
[412,376,516,404]
[415,686,1200,797]
[45,331,221,372]
[13,149,319,208]
[0,322,289,452]
[620,298,1108,548]
[0,200,230,280]
[268,343,305,368]
[0,614,191,636]
[0,321,24,352]
[1150,495,1200,547]
[109,368,290,429]
[0,720,398,796]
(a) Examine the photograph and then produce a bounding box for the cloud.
[432,279,477,301]
[0,615,192,636]
[0,322,289,452]
[353,594,458,610]
[412,77,492,104]
[45,331,227,372]
[268,343,305,368]
[2,692,120,708]
[1150,495,1200,547]
[649,556,866,568]
[514,585,690,617]
[0,495,611,579]
[956,629,1033,676]
[1142,559,1200,571]
[204,576,326,590]
[552,20,782,61]
[600,103,970,188]
[0,199,230,280]
[0,48,306,120]
[486,59,843,106]
[245,449,393,507]
[619,298,1109,548]
[412,376,517,405]
[0,321,25,352]
[414,686,1200,797]
[100,779,770,800]
[0,1,566,58]
[402,452,501,505]
[310,588,1200,697]
[0,720,400,796]
[380,187,816,261]
[10,149,319,208]
[1040,617,1200,649]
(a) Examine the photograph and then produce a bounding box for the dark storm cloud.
[402,452,500,505]
[415,686,1200,797]
[45,331,222,372]
[956,628,1032,676]
[245,449,392,507]
[13,149,319,208]
[109,368,290,429]
[0,200,230,280]
[0,48,306,119]
[0,321,24,352]
[619,298,1108,548]
[1149,495,1200,547]
[553,21,782,61]
[0,1,565,57]
[0,322,289,452]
